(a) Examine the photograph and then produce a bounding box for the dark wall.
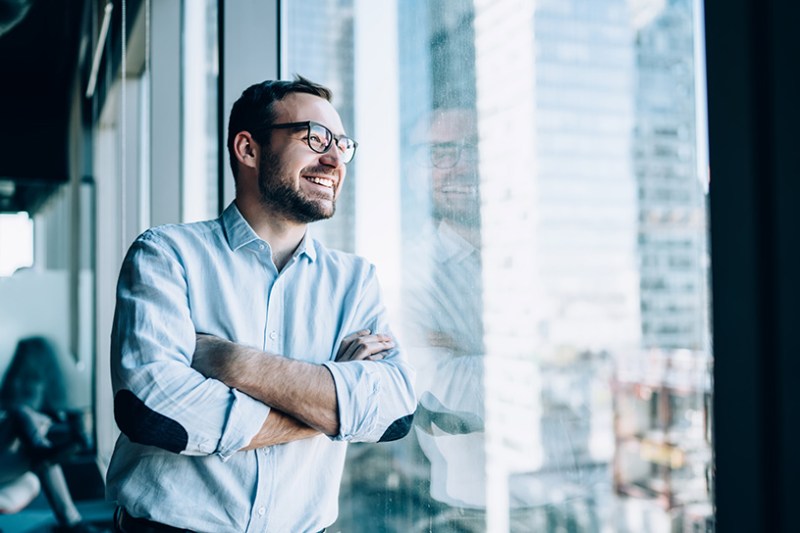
[0,0,84,211]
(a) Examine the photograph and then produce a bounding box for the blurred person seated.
[0,336,100,532]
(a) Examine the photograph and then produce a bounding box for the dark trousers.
[113,507,194,533]
[113,506,327,533]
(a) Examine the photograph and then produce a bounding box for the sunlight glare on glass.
[0,212,34,277]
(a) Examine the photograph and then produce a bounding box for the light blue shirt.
[106,203,416,533]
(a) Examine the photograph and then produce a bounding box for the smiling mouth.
[304,175,335,189]
[437,185,477,195]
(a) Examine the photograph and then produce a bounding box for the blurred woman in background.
[0,336,98,532]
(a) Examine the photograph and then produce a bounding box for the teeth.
[439,185,476,194]
[306,176,334,188]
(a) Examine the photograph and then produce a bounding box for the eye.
[307,124,333,150]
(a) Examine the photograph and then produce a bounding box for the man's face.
[427,109,480,227]
[256,93,348,224]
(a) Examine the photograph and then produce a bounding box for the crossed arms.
[191,330,395,449]
[111,231,416,456]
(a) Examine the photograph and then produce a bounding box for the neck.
[235,196,307,271]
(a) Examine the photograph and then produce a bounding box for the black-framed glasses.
[412,141,478,169]
[267,121,358,164]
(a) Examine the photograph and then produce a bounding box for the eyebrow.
[312,120,348,137]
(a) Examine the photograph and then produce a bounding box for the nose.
[319,142,344,169]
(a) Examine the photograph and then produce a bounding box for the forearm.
[194,341,340,435]
[241,409,320,449]
[233,351,339,435]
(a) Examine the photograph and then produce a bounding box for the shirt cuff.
[322,361,380,441]
[216,388,271,459]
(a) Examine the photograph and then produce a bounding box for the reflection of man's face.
[427,109,480,227]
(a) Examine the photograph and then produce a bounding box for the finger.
[336,329,371,359]
[351,337,394,359]
[359,334,394,346]
[363,343,395,361]
[337,335,396,361]
[336,329,391,359]
[339,334,384,361]
[342,329,371,343]
[340,337,367,361]
[347,339,396,361]
[356,328,372,338]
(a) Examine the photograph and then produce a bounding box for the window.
[286,0,712,530]
[182,0,219,221]
[0,212,33,276]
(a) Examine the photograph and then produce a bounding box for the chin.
[293,202,336,223]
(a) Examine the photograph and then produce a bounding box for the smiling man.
[106,77,416,533]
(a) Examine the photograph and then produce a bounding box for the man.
[106,77,416,533]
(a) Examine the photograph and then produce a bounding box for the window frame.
[705,0,800,531]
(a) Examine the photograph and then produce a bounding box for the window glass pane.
[182,0,219,221]
[285,0,356,251]
[286,0,713,530]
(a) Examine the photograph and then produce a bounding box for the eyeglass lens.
[308,123,356,163]
[430,143,461,169]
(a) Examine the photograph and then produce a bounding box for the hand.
[335,329,395,362]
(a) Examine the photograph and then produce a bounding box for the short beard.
[257,148,336,224]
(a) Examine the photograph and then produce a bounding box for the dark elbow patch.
[378,413,414,442]
[114,390,188,453]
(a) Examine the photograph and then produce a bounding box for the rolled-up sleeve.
[111,231,269,458]
[322,265,416,442]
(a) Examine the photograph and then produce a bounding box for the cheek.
[335,170,347,195]
[432,170,450,189]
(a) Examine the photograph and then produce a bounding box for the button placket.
[264,278,284,353]
[248,438,272,532]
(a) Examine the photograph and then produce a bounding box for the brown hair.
[227,75,333,180]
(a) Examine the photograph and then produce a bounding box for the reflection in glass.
[405,106,488,528]
[287,0,712,530]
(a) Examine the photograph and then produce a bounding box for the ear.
[233,131,259,171]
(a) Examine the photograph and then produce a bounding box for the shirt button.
[258,243,265,250]
[269,331,277,340]
[258,506,266,516]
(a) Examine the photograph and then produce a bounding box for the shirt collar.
[222,202,260,251]
[222,202,317,262]
[436,220,478,263]
[294,230,317,262]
